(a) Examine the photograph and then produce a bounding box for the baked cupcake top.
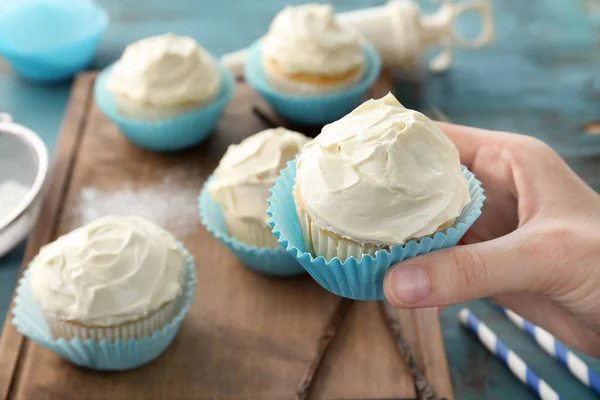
[296,93,470,246]
[261,4,364,76]
[209,128,309,224]
[30,216,185,326]
[107,33,220,107]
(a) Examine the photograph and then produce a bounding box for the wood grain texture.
[0,75,451,400]
[296,298,353,400]
[397,309,454,400]
[1,2,599,399]
[307,302,417,400]
[0,73,95,400]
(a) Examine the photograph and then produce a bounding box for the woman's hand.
[384,122,600,356]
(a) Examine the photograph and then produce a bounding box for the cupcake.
[295,92,471,261]
[200,128,309,276]
[29,216,190,342]
[267,93,485,299]
[261,3,365,95]
[244,4,381,125]
[95,33,235,151]
[107,33,221,120]
[12,216,197,370]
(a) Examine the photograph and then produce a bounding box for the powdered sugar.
[0,179,29,222]
[73,175,199,238]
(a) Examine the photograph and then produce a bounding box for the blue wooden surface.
[1,1,599,398]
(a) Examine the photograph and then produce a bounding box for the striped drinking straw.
[498,306,600,397]
[459,308,561,400]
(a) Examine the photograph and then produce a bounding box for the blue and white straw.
[499,306,600,397]
[459,308,561,400]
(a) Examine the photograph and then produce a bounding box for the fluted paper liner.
[199,177,305,277]
[267,160,485,300]
[12,243,197,371]
[222,211,280,249]
[245,40,382,125]
[95,63,235,152]
[45,299,179,342]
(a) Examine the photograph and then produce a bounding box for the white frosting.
[30,216,185,326]
[261,4,365,76]
[209,128,310,224]
[296,93,470,246]
[108,33,220,106]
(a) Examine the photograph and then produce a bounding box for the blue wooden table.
[1,1,599,398]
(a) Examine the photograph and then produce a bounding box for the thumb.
[384,234,541,308]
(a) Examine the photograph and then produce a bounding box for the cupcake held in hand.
[245,4,381,125]
[200,128,310,276]
[95,33,235,151]
[295,93,471,260]
[268,93,485,300]
[13,216,196,370]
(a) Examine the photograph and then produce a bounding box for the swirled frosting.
[209,128,309,224]
[107,33,220,106]
[30,216,185,326]
[296,93,470,246]
[261,4,365,76]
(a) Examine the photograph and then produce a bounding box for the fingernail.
[387,265,430,305]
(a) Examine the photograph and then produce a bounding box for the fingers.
[384,233,545,308]
[435,122,491,167]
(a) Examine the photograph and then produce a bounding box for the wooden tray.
[0,73,453,400]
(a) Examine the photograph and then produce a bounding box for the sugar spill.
[73,176,199,237]
[0,179,29,222]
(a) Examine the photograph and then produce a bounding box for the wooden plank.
[308,302,417,400]
[412,309,454,400]
[0,73,95,400]
[0,73,451,400]
[398,309,454,400]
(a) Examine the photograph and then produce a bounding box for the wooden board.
[0,73,453,400]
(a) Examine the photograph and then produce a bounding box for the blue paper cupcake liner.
[94,63,235,152]
[12,242,197,371]
[199,177,305,277]
[267,160,486,300]
[245,40,382,126]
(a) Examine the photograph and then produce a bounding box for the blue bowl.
[0,0,108,82]
[245,40,382,125]
[94,63,236,152]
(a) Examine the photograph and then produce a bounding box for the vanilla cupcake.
[294,93,471,261]
[29,216,188,342]
[107,33,221,120]
[208,128,310,248]
[96,33,235,151]
[261,4,365,95]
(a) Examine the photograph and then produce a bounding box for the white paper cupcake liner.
[223,211,280,249]
[199,177,305,277]
[295,196,384,261]
[45,299,180,342]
